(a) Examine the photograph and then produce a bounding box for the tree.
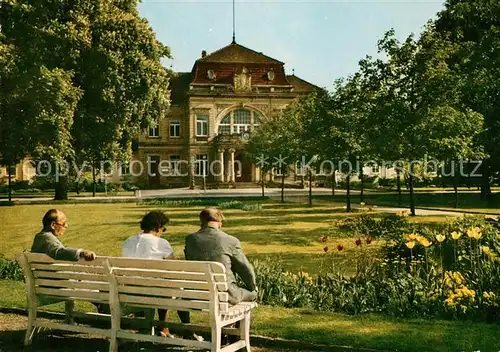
[0,0,171,200]
[248,104,305,203]
[435,0,500,200]
[366,26,483,215]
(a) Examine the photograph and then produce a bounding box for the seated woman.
[122,210,198,340]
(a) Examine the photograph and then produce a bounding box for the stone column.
[188,153,196,189]
[229,148,236,183]
[218,149,225,183]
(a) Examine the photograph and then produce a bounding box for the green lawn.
[0,191,135,199]
[0,201,461,274]
[316,190,500,215]
[1,280,499,352]
[1,201,498,351]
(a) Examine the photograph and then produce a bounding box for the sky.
[138,0,445,90]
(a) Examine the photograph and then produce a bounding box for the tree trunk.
[308,170,312,207]
[261,169,265,198]
[280,169,285,203]
[346,174,351,213]
[454,165,459,209]
[396,169,402,206]
[359,168,364,203]
[92,162,97,197]
[408,173,416,216]
[480,158,492,201]
[8,163,12,203]
[54,176,68,200]
[331,169,336,196]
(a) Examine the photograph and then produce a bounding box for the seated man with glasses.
[31,208,96,261]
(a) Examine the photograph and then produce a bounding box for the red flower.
[337,244,344,251]
[355,238,362,246]
[323,246,329,253]
[320,235,328,243]
[366,237,373,245]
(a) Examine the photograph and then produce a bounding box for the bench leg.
[211,322,222,352]
[65,300,75,324]
[24,306,37,346]
[239,311,252,352]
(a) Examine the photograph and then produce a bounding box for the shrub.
[249,217,500,322]
[0,257,24,281]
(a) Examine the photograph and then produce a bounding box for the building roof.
[196,41,284,65]
[286,74,321,93]
[192,62,290,86]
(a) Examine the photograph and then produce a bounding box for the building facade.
[130,41,317,188]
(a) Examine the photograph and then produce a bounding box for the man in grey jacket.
[31,209,96,261]
[185,208,257,305]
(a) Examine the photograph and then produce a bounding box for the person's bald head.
[42,209,68,236]
[200,208,224,228]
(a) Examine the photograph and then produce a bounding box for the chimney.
[201,50,207,58]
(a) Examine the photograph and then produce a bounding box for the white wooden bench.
[17,253,257,352]
[17,253,112,345]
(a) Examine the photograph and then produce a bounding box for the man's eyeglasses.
[161,226,167,232]
[54,222,68,228]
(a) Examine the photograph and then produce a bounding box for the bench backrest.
[17,253,111,304]
[18,254,230,314]
[105,257,230,314]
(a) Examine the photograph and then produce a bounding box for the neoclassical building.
[131,41,317,187]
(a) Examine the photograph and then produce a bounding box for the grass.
[0,201,460,274]
[0,191,135,199]
[1,201,498,351]
[1,280,499,352]
[315,190,500,215]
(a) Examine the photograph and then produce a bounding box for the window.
[170,155,181,176]
[120,162,130,175]
[196,115,208,136]
[170,120,180,137]
[7,165,16,177]
[218,115,231,135]
[217,109,261,135]
[148,124,159,137]
[371,165,380,173]
[195,154,208,176]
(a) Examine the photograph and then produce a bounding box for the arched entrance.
[234,152,253,182]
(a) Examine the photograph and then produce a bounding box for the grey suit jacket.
[31,231,80,261]
[185,226,257,305]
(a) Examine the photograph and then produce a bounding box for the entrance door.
[147,155,161,187]
[235,152,252,182]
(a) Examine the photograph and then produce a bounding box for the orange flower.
[355,239,362,246]
[406,241,416,249]
[320,235,328,243]
[366,237,373,245]
[323,246,329,253]
[337,244,344,251]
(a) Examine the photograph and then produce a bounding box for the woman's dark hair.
[140,211,169,232]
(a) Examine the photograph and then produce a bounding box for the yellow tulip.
[406,241,416,249]
[435,234,446,243]
[407,233,417,241]
[467,227,482,240]
[481,246,491,254]
[451,231,461,240]
[419,238,432,247]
